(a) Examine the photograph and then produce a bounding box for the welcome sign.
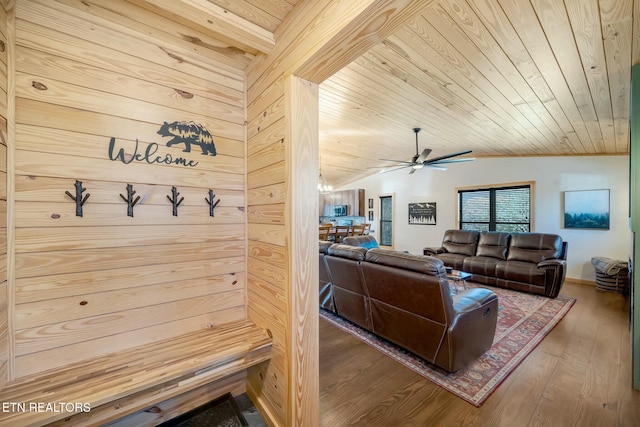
[108,121,216,168]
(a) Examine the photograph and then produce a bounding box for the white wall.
[339,155,630,282]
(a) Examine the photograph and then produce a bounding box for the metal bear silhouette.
[157,121,217,156]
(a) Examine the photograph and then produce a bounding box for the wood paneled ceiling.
[146,1,639,189]
[319,0,639,188]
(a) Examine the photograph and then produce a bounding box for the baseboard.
[565,277,596,286]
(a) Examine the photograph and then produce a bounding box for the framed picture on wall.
[368,198,373,209]
[563,189,610,229]
[408,202,436,225]
[368,210,373,221]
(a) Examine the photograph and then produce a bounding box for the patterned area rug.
[320,285,575,406]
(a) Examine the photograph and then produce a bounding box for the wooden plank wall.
[9,0,248,379]
[0,0,8,388]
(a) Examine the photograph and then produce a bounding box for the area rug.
[319,285,575,406]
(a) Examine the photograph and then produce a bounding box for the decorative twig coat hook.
[167,186,184,216]
[205,189,221,217]
[65,180,90,217]
[120,184,140,217]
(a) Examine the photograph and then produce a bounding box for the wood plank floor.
[319,281,640,426]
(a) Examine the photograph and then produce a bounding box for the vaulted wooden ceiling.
[162,0,639,189]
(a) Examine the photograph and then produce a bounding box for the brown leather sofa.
[322,243,498,372]
[424,230,568,298]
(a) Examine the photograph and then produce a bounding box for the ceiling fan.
[380,128,474,174]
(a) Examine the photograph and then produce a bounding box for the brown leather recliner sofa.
[424,230,568,298]
[321,242,498,372]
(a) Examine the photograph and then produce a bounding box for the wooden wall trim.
[284,75,319,426]
[5,0,13,383]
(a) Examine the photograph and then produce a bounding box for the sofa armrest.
[423,246,445,256]
[452,288,497,314]
[537,259,567,298]
[441,288,498,371]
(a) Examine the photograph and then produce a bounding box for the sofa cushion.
[476,231,510,260]
[343,235,380,249]
[365,248,446,278]
[441,230,479,256]
[327,244,367,261]
[496,260,546,287]
[319,240,332,254]
[507,233,562,263]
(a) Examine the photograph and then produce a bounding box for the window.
[458,184,532,232]
[379,195,393,246]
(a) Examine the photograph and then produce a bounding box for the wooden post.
[630,63,640,390]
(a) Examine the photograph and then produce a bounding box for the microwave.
[333,205,348,216]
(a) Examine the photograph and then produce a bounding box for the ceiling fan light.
[412,163,423,170]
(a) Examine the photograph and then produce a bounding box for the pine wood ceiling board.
[16,241,245,279]
[15,306,245,378]
[322,54,516,156]
[467,0,585,154]
[17,46,244,112]
[529,0,606,153]
[322,52,500,146]
[15,256,245,304]
[406,15,551,153]
[634,0,640,64]
[56,0,256,68]
[432,0,574,152]
[15,72,244,131]
[600,0,633,153]
[354,45,513,147]
[16,101,244,159]
[15,277,244,333]
[388,28,539,155]
[564,0,615,152]
[18,1,246,89]
[17,125,244,176]
[17,24,245,105]
[16,290,245,357]
[133,0,274,54]
[346,42,522,156]
[15,175,244,207]
[207,0,283,32]
[495,0,597,153]
[245,0,296,23]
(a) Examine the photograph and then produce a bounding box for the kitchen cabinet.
[319,189,364,216]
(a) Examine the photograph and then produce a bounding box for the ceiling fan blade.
[379,158,414,165]
[379,164,413,174]
[415,148,432,164]
[425,164,448,171]
[429,157,476,165]
[425,150,473,164]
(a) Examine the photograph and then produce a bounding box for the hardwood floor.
[319,281,640,426]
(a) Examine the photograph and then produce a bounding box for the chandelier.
[318,157,332,194]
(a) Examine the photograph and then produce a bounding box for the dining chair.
[319,224,331,241]
[333,225,350,243]
[350,224,366,236]
[363,223,371,235]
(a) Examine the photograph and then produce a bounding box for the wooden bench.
[0,319,272,427]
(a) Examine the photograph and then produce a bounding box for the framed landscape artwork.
[563,189,610,229]
[408,202,436,225]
